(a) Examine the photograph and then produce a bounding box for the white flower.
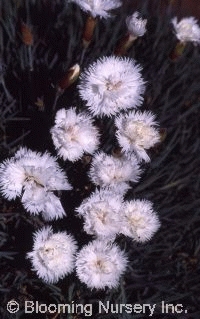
[50,108,99,162]
[121,200,160,242]
[115,111,160,162]
[172,17,200,44]
[27,226,77,283]
[79,56,145,117]
[0,147,72,220]
[75,240,127,289]
[76,188,124,240]
[69,0,122,18]
[88,151,141,193]
[126,12,147,37]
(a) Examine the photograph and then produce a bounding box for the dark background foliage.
[0,0,200,318]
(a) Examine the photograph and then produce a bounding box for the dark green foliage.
[0,0,200,318]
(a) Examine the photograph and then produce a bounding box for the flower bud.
[82,16,97,48]
[126,12,147,38]
[21,22,33,46]
[58,64,80,91]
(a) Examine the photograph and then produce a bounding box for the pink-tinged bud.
[57,64,80,91]
[21,22,33,46]
[82,16,97,48]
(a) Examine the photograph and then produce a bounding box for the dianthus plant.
[0,3,165,291]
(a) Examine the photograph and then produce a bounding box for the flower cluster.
[0,56,161,288]
[0,57,161,289]
[76,188,160,244]
[0,4,175,291]
[74,199,159,289]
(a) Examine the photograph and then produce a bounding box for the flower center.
[97,210,107,223]
[39,242,61,262]
[179,21,193,34]
[94,258,110,273]
[65,125,79,142]
[106,80,122,91]
[25,173,44,188]
[44,247,55,255]
[124,121,153,147]
[108,169,123,182]
[128,215,145,229]
[92,204,108,224]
